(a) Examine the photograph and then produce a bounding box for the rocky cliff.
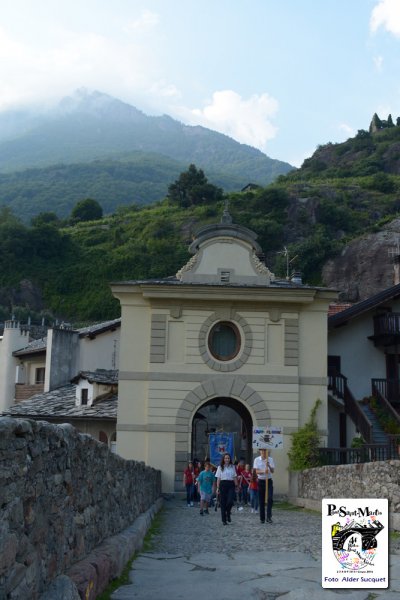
[322,217,400,301]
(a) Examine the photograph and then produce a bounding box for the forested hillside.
[0,90,293,221]
[2,115,400,324]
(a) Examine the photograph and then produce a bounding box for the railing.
[15,383,45,401]
[328,372,373,443]
[373,312,400,336]
[372,378,400,406]
[319,443,399,466]
[371,380,400,423]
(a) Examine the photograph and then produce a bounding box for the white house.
[328,283,400,448]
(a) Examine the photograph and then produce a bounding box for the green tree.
[288,399,322,470]
[387,114,395,128]
[71,198,103,223]
[370,172,396,193]
[31,212,60,227]
[167,164,223,207]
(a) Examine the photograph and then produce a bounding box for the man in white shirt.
[253,448,275,524]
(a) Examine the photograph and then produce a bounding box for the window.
[35,367,45,384]
[81,389,88,405]
[99,431,108,444]
[220,271,231,283]
[208,321,240,361]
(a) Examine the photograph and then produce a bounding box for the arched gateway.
[112,208,335,495]
[175,377,270,489]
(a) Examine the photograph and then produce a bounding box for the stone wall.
[0,417,162,599]
[289,460,400,530]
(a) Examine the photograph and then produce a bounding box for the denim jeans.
[186,483,195,504]
[249,488,259,511]
[240,485,249,505]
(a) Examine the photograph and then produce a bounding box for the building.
[3,369,118,448]
[111,210,336,494]
[0,318,120,413]
[0,319,121,449]
[328,283,400,449]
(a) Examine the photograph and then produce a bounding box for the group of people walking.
[183,447,274,526]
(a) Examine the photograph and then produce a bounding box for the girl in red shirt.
[183,461,195,506]
[249,468,259,513]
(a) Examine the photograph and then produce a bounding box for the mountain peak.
[57,88,146,123]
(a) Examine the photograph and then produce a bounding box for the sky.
[1,0,400,167]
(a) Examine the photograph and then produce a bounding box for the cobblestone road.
[152,498,324,557]
[112,498,400,600]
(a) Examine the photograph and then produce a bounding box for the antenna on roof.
[278,246,298,279]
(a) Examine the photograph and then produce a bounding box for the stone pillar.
[45,327,79,392]
[0,321,29,411]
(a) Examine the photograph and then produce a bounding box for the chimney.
[394,255,400,285]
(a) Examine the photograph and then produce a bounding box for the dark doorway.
[328,355,341,376]
[386,353,400,403]
[192,397,253,465]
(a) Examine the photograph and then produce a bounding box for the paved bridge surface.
[112,498,400,600]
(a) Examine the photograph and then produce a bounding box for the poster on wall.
[209,432,234,466]
[252,426,283,449]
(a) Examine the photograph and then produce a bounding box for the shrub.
[288,399,322,470]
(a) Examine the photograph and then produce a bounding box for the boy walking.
[197,462,215,515]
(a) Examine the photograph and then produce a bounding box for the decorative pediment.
[176,209,275,285]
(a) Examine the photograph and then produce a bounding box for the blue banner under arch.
[209,432,234,467]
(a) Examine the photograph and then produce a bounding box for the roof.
[71,369,118,385]
[12,318,121,357]
[3,384,117,420]
[328,302,353,316]
[13,337,47,356]
[110,275,331,292]
[328,282,400,329]
[78,318,121,338]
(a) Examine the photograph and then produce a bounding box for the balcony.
[371,312,400,346]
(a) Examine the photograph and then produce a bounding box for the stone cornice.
[111,281,337,304]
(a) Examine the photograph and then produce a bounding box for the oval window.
[208,321,240,361]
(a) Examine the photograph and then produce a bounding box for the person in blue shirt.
[197,461,215,515]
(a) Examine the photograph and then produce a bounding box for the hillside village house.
[328,281,400,450]
[111,209,337,494]
[0,319,120,448]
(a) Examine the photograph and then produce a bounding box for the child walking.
[249,468,259,513]
[197,461,215,515]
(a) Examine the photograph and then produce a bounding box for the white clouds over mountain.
[177,90,279,152]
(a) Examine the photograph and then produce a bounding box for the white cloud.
[373,55,384,70]
[175,90,279,153]
[0,22,161,111]
[123,10,160,34]
[370,0,400,36]
[339,123,355,137]
[148,80,181,100]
